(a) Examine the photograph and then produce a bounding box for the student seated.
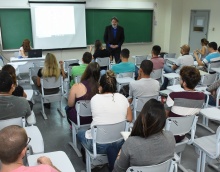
[165,66,205,142]
[70,52,92,87]
[128,60,159,104]
[0,71,31,120]
[113,99,175,172]
[66,62,100,126]
[90,40,111,61]
[161,44,194,90]
[206,78,220,106]
[77,70,132,166]
[195,38,209,60]
[19,39,31,58]
[194,41,220,71]
[111,48,135,75]
[0,125,60,172]
[150,45,164,70]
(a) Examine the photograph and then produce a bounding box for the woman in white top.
[77,70,132,155]
[196,38,209,60]
[18,39,31,58]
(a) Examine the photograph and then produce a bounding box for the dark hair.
[0,71,13,93]
[22,39,31,52]
[82,52,92,64]
[180,66,201,89]
[0,125,27,164]
[2,65,17,86]
[140,60,153,75]
[81,62,100,97]
[208,42,218,50]
[218,46,220,53]
[99,70,117,93]
[94,40,102,52]
[152,45,161,56]
[201,38,209,45]
[120,48,130,58]
[111,16,119,22]
[131,99,166,138]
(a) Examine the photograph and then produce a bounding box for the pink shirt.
[151,57,164,70]
[11,165,58,172]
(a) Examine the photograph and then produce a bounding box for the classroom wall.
[181,0,220,48]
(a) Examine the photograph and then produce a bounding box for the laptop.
[28,49,42,58]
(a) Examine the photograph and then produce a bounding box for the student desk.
[10,56,45,74]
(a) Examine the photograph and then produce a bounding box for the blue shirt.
[111,62,135,74]
[203,52,220,65]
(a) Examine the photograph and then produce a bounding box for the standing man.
[104,16,125,63]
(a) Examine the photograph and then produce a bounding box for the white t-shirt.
[85,93,129,139]
[175,54,194,73]
[18,46,23,56]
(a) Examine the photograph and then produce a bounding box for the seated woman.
[32,53,66,108]
[77,70,132,161]
[66,62,100,126]
[2,64,27,98]
[19,39,31,58]
[90,40,111,71]
[113,99,175,172]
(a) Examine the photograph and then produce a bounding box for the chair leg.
[68,126,82,157]
[57,98,65,118]
[196,149,202,172]
[40,98,48,120]
[201,152,206,172]
[86,151,91,172]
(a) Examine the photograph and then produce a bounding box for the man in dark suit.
[104,17,125,63]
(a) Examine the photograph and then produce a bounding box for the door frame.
[188,10,210,45]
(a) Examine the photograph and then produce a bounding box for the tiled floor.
[19,75,219,172]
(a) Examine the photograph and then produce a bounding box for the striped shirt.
[166,91,205,117]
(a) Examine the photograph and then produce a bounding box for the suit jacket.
[104,25,125,48]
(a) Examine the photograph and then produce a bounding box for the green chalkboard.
[0,9,33,50]
[0,9,153,50]
[86,9,153,45]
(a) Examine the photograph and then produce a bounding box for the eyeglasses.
[27,137,31,146]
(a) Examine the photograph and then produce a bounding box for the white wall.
[181,0,220,47]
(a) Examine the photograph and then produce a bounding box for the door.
[189,10,210,52]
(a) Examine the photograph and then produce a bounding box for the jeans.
[161,64,175,89]
[206,95,216,106]
[77,129,124,154]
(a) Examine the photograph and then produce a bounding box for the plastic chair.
[165,115,198,172]
[207,57,220,73]
[95,57,110,69]
[69,100,92,157]
[116,72,135,91]
[63,59,79,72]
[164,53,176,59]
[150,68,163,81]
[29,62,44,85]
[133,96,158,121]
[200,73,217,86]
[134,55,148,68]
[74,75,81,83]
[126,158,177,172]
[83,121,128,172]
[193,126,220,172]
[39,76,64,119]
[0,117,44,154]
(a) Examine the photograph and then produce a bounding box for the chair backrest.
[215,126,220,158]
[75,100,92,126]
[126,158,177,172]
[165,115,198,144]
[33,61,44,68]
[164,53,176,59]
[40,76,63,96]
[134,55,147,66]
[200,73,217,86]
[208,57,220,73]
[216,87,220,108]
[64,59,79,72]
[150,68,163,80]
[74,75,81,83]
[95,57,110,69]
[116,72,135,79]
[0,117,25,130]
[133,96,158,120]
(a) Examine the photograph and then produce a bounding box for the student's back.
[112,62,135,74]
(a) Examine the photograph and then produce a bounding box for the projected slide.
[35,6,75,38]
[30,3,86,49]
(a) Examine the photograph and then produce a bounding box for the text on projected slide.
[35,6,75,38]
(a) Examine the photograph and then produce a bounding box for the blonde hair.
[42,53,60,79]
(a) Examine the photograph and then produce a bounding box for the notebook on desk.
[28,49,42,58]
